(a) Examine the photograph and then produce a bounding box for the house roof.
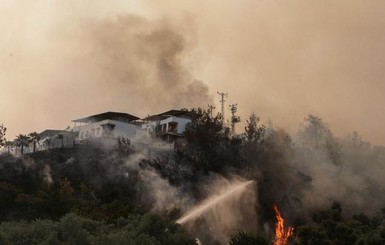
[72,112,140,123]
[143,109,193,121]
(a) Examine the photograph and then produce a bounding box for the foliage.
[14,134,31,155]
[116,136,132,155]
[0,152,195,243]
[241,113,266,176]
[2,110,385,244]
[0,212,195,245]
[0,124,6,148]
[4,140,13,154]
[297,114,341,164]
[28,132,40,153]
[242,113,266,143]
[229,230,269,245]
[180,108,238,173]
[293,203,385,245]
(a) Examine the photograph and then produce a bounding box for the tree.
[242,113,265,143]
[298,114,341,164]
[182,108,232,172]
[241,113,266,176]
[14,134,30,155]
[28,132,40,153]
[298,115,331,148]
[294,203,367,244]
[4,141,13,154]
[0,124,6,148]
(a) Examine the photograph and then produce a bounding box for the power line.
[229,103,240,134]
[217,91,228,123]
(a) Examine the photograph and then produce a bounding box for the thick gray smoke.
[1,8,213,137]
[258,116,385,224]
[3,0,385,147]
[293,132,385,216]
[83,15,213,113]
[49,14,212,120]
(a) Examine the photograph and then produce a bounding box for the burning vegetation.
[273,205,294,245]
[1,109,385,244]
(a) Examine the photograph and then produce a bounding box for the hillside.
[1,110,385,244]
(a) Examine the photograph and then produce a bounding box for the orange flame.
[273,205,294,245]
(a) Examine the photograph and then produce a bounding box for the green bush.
[229,231,269,245]
[0,212,196,245]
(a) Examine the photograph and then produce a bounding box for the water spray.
[176,180,255,224]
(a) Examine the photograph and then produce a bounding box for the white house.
[12,110,194,154]
[38,129,77,150]
[69,110,193,151]
[140,110,193,142]
[72,112,140,143]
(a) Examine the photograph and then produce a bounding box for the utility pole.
[217,91,228,123]
[207,104,215,118]
[229,103,241,134]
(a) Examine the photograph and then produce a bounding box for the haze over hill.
[1,0,385,145]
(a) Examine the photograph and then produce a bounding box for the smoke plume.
[83,14,212,112]
[125,151,258,244]
[2,1,385,145]
[1,3,212,137]
[257,121,385,226]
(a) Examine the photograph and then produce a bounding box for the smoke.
[83,14,212,112]
[95,115,385,241]
[2,1,385,145]
[124,151,192,213]
[1,3,212,138]
[3,1,385,241]
[43,164,53,183]
[257,121,385,225]
[124,151,258,244]
[139,169,192,212]
[292,135,385,216]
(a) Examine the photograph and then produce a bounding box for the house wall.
[141,116,191,135]
[37,131,77,151]
[160,116,191,133]
[74,119,139,141]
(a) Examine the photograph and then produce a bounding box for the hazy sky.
[1,0,385,145]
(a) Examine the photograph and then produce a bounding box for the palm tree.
[28,132,40,153]
[14,134,30,154]
[4,140,13,154]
